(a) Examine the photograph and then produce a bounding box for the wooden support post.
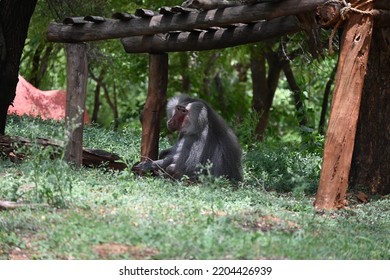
[141,53,168,161]
[64,43,88,168]
[314,0,374,209]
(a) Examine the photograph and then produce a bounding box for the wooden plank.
[121,16,300,53]
[64,43,88,168]
[84,16,106,23]
[135,9,158,17]
[141,54,168,162]
[314,0,374,209]
[159,7,176,15]
[112,12,138,21]
[47,0,327,42]
[63,17,88,25]
[171,6,197,13]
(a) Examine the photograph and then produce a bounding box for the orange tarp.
[7,76,90,124]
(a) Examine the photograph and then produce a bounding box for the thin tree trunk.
[29,43,54,88]
[202,52,220,99]
[102,82,118,130]
[318,65,337,135]
[250,44,282,141]
[92,81,101,123]
[214,72,226,112]
[179,52,191,93]
[89,69,106,124]
[283,61,308,128]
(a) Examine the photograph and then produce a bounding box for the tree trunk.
[318,65,337,135]
[283,61,308,129]
[28,42,54,88]
[349,28,390,195]
[314,0,374,209]
[179,52,191,93]
[250,44,282,141]
[202,52,220,99]
[0,0,38,135]
[92,80,101,123]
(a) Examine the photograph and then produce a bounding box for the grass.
[0,115,389,260]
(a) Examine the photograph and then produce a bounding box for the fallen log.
[0,200,49,211]
[0,135,127,170]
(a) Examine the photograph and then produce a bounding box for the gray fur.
[153,94,243,181]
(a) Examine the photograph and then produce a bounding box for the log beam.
[122,16,300,53]
[314,0,374,209]
[141,54,168,162]
[46,0,327,43]
[64,43,88,168]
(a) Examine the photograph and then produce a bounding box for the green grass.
[0,115,389,260]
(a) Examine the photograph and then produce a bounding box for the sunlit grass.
[1,115,389,260]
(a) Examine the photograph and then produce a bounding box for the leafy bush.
[245,143,322,194]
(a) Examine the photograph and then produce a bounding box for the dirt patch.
[8,233,39,260]
[9,247,30,260]
[93,243,158,259]
[241,215,300,234]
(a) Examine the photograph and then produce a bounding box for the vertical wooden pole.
[64,43,88,168]
[141,53,168,161]
[314,1,374,209]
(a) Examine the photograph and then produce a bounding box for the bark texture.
[350,27,390,195]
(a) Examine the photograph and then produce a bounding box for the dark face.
[167,105,189,132]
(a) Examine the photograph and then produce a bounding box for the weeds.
[0,115,389,260]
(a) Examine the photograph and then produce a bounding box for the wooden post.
[141,53,168,161]
[314,0,374,209]
[64,43,88,168]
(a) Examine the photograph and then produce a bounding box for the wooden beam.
[121,16,300,53]
[46,0,327,43]
[64,43,88,168]
[141,53,168,162]
[314,0,374,209]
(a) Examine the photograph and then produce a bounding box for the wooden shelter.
[45,0,390,209]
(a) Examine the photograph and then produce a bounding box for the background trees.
[19,0,335,145]
[9,1,390,197]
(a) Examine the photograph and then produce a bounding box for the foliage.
[245,143,322,194]
[19,0,338,145]
[1,116,389,259]
[3,0,388,261]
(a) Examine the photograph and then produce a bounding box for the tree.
[250,43,282,141]
[350,27,390,195]
[0,0,38,135]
